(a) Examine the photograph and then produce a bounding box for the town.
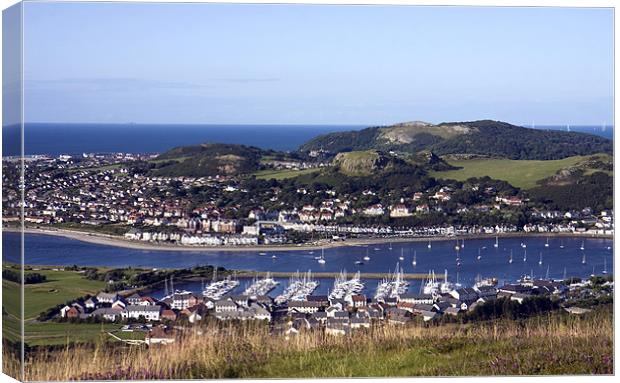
[55,267,613,344]
[2,152,614,248]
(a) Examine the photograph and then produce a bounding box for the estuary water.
[2,232,613,294]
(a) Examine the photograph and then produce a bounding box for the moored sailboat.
[538,252,543,266]
[317,247,326,264]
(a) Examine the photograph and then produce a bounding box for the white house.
[121,305,162,321]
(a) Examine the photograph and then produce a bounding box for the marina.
[374,263,409,301]
[202,275,240,300]
[242,273,279,296]
[274,271,319,304]
[328,271,364,301]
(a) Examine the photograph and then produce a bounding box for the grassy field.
[2,302,119,346]
[2,266,122,347]
[430,154,612,189]
[2,266,106,320]
[253,167,320,180]
[14,305,613,380]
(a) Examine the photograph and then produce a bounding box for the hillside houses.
[5,153,613,250]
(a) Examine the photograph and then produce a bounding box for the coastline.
[3,226,613,253]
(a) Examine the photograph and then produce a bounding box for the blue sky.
[15,2,615,125]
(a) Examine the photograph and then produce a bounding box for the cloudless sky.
[16,2,614,126]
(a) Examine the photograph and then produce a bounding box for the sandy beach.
[4,226,611,253]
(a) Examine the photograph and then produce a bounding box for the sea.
[2,232,613,297]
[2,123,364,156]
[1,123,613,157]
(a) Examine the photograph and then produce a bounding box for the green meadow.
[2,266,106,320]
[3,265,111,346]
[430,154,612,189]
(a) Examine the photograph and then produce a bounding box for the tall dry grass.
[2,346,23,381]
[23,308,613,381]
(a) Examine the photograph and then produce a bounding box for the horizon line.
[4,121,615,128]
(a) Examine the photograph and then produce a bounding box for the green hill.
[150,143,266,177]
[299,120,612,160]
[332,150,390,176]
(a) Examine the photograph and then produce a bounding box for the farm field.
[430,154,612,189]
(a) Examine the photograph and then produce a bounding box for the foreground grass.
[14,305,612,380]
[430,154,612,189]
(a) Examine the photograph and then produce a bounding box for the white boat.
[363,248,370,261]
[259,252,267,256]
[582,253,586,264]
[461,239,465,249]
[422,270,440,296]
[508,250,513,264]
[521,242,527,249]
[412,250,417,266]
[560,240,564,249]
[389,242,393,251]
[523,250,527,262]
[374,263,409,301]
[602,258,608,275]
[454,239,460,251]
[427,240,432,249]
[474,274,498,288]
[494,236,499,248]
[317,248,326,264]
[580,240,585,251]
[477,248,482,260]
[545,237,550,248]
[538,252,543,266]
[398,248,404,261]
[440,269,455,293]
